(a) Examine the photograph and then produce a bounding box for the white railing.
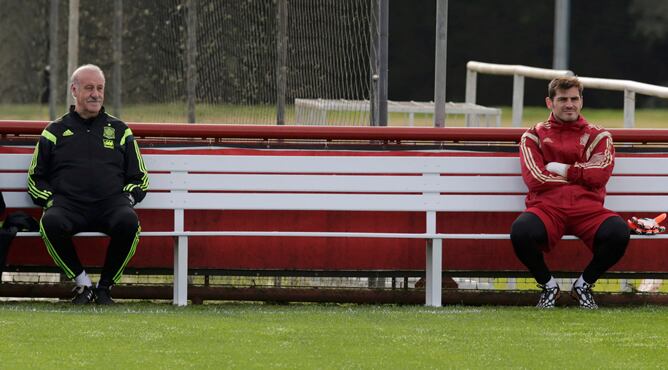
[577,76,668,128]
[465,60,668,128]
[294,99,502,127]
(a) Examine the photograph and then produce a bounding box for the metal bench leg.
[425,238,442,307]
[173,236,188,306]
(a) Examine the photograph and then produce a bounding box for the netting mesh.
[0,0,377,125]
[287,0,376,126]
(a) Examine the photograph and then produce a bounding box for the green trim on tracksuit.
[39,217,76,279]
[113,225,141,283]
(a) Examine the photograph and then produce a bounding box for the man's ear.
[545,97,553,109]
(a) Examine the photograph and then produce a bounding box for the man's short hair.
[547,76,583,99]
[70,64,105,86]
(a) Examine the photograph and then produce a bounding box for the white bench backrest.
[3,153,668,212]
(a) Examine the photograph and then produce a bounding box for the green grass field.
[2,103,668,128]
[1,301,667,368]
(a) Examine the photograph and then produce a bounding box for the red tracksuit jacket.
[519,113,615,210]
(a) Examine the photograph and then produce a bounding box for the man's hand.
[125,192,136,207]
[628,213,667,235]
[545,162,570,177]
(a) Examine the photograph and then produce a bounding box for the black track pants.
[39,195,140,287]
[510,212,629,285]
[583,216,630,283]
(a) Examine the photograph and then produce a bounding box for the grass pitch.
[0,302,667,369]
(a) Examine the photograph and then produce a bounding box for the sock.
[573,275,588,288]
[74,271,92,287]
[545,276,558,289]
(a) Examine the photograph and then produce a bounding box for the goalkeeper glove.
[627,213,667,235]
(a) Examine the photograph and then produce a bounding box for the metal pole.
[367,1,386,289]
[66,0,79,108]
[186,0,198,123]
[553,0,570,70]
[370,0,379,126]
[378,0,388,126]
[433,0,448,128]
[112,0,123,118]
[48,0,59,120]
[276,0,287,125]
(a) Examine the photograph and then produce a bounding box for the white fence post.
[512,74,525,127]
[465,69,477,126]
[624,89,635,128]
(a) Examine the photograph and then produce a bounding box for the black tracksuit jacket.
[28,106,149,207]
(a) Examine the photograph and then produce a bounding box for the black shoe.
[94,286,115,305]
[536,284,560,308]
[72,285,94,304]
[570,282,598,309]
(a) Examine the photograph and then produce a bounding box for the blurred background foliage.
[0,0,667,111]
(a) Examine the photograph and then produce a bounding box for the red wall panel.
[4,146,668,273]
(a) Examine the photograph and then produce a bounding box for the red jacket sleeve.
[519,130,569,192]
[566,131,614,189]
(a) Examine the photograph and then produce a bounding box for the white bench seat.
[3,152,668,306]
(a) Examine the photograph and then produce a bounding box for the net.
[0,0,378,125]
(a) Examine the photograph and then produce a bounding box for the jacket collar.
[69,105,106,125]
[547,112,587,131]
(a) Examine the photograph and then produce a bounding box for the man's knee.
[40,208,73,236]
[511,212,547,246]
[595,216,630,250]
[108,207,140,235]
